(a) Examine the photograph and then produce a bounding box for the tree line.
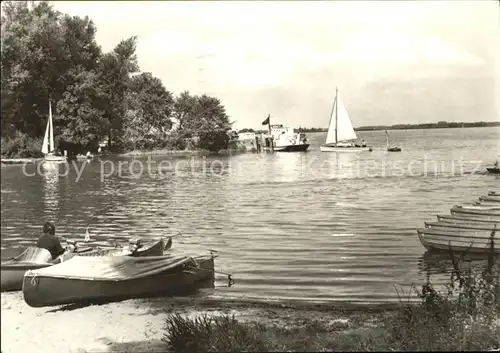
[1,1,232,157]
[355,121,500,131]
[239,122,500,135]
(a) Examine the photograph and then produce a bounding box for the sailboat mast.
[335,87,338,144]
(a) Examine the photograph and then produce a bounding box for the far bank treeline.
[1,1,232,158]
[241,121,500,135]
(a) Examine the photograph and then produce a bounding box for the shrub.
[162,313,268,353]
[1,133,44,158]
[388,231,500,351]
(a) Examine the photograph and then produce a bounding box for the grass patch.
[162,233,500,352]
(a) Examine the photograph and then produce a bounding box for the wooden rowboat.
[1,237,169,292]
[436,214,500,225]
[450,205,500,219]
[417,228,498,254]
[23,254,215,308]
[474,200,500,207]
[1,247,75,292]
[480,196,500,203]
[456,204,500,211]
[425,221,498,232]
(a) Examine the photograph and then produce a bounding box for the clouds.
[51,1,499,128]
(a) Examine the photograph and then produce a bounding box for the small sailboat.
[320,88,372,152]
[41,101,66,162]
[385,130,401,152]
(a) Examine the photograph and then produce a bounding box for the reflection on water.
[41,162,60,219]
[1,127,499,303]
[418,250,499,277]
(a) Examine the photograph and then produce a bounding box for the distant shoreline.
[355,121,500,131]
[247,121,500,134]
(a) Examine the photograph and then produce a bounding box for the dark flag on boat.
[262,114,270,125]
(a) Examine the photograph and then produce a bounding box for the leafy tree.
[97,36,139,149]
[1,1,102,147]
[184,94,232,151]
[56,67,107,149]
[1,1,61,136]
[172,90,197,132]
[124,72,174,148]
[1,1,233,156]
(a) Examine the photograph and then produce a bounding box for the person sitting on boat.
[37,222,66,260]
[361,140,366,147]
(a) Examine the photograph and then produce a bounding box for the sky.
[52,0,500,130]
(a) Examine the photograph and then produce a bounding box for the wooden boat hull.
[320,145,372,152]
[417,229,499,254]
[480,196,500,203]
[425,221,499,232]
[387,147,401,152]
[1,263,52,292]
[486,167,500,174]
[474,200,500,207]
[454,204,500,211]
[1,238,166,292]
[0,247,69,292]
[450,206,500,220]
[23,255,215,308]
[436,215,500,225]
[273,144,310,152]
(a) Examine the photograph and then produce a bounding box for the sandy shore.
[1,292,396,353]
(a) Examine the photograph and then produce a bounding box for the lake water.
[1,127,499,303]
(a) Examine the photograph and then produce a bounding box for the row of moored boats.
[417,191,500,254]
[0,237,217,308]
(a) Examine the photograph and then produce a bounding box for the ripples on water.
[1,127,499,303]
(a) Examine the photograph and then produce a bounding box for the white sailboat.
[385,130,401,152]
[320,88,372,152]
[41,101,66,162]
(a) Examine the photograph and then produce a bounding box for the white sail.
[335,92,357,142]
[48,101,54,153]
[325,96,337,145]
[41,113,50,155]
[324,90,358,145]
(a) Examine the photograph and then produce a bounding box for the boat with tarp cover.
[23,254,215,307]
[1,237,168,292]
